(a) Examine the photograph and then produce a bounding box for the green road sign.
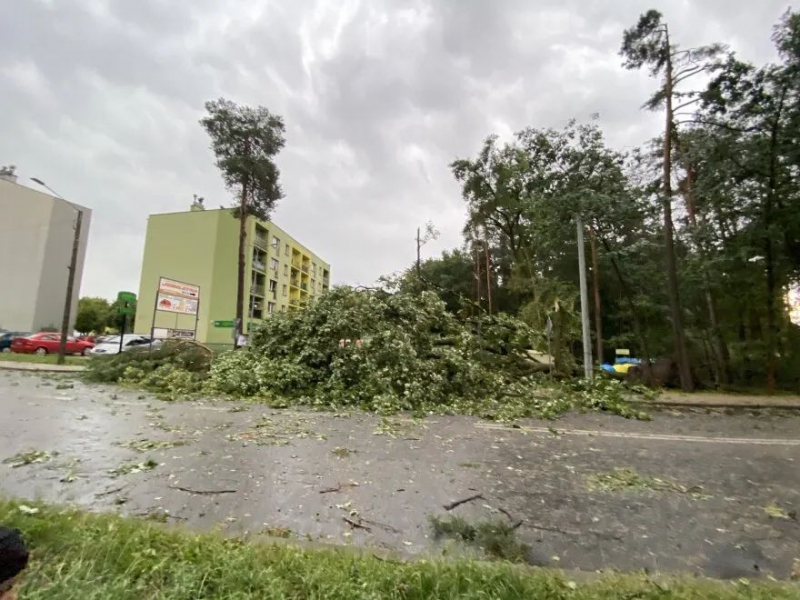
[116,291,137,315]
[214,320,234,328]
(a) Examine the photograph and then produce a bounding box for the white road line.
[475,423,800,446]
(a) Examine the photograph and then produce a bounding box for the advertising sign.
[153,328,196,340]
[156,277,200,315]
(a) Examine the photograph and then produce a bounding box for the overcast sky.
[1,0,791,300]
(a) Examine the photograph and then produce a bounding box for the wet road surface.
[2,369,799,579]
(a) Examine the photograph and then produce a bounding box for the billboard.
[156,277,199,315]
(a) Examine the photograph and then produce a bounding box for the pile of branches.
[84,341,212,399]
[207,287,644,418]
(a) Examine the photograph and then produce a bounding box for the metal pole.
[58,209,82,365]
[576,214,593,379]
[118,313,126,354]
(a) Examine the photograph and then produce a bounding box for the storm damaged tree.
[201,99,286,346]
[620,10,723,391]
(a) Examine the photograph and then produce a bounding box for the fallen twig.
[361,518,401,534]
[170,486,237,495]
[443,493,483,511]
[497,506,515,521]
[343,517,372,532]
[95,485,127,498]
[319,482,358,494]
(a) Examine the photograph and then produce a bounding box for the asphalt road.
[2,369,799,579]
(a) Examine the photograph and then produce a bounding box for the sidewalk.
[642,390,800,410]
[0,361,86,373]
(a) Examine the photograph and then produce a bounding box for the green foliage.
[201,286,646,419]
[75,297,111,334]
[4,498,797,599]
[84,343,211,400]
[200,97,286,220]
[208,286,534,413]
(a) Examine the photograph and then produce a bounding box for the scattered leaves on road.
[764,503,794,520]
[109,458,159,477]
[116,438,186,453]
[331,447,352,458]
[3,449,57,468]
[586,467,709,498]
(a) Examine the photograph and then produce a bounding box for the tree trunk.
[678,157,731,384]
[763,87,786,394]
[663,36,694,391]
[234,182,248,349]
[597,231,655,386]
[589,222,603,364]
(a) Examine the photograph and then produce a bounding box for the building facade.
[133,208,330,348]
[0,175,91,333]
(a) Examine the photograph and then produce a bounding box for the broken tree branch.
[170,486,237,495]
[343,517,372,532]
[319,482,359,494]
[443,493,483,511]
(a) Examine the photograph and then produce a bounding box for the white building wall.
[0,178,91,332]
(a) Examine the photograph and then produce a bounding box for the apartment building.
[133,208,330,348]
[0,173,91,333]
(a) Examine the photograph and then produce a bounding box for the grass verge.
[0,353,87,366]
[1,499,798,599]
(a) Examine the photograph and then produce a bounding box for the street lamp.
[31,177,83,366]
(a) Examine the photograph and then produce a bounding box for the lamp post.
[31,177,83,366]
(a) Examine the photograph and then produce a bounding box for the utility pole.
[31,178,82,366]
[576,215,593,379]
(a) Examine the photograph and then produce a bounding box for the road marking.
[475,423,800,446]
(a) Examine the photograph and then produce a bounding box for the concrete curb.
[631,399,800,411]
[0,361,86,373]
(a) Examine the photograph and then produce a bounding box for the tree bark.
[589,223,603,364]
[234,181,248,349]
[663,33,694,391]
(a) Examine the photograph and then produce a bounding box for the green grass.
[430,516,530,563]
[0,352,87,366]
[1,499,798,599]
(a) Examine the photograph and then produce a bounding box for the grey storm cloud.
[0,0,791,299]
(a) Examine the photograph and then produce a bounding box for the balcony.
[254,236,268,250]
[301,265,309,274]
[251,284,265,297]
[300,282,308,291]
[253,260,266,272]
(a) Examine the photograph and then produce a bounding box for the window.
[311,279,316,288]
[285,243,290,256]
[269,280,277,291]
[271,236,279,249]
[284,264,289,276]
[270,258,278,271]
[282,284,288,297]
[267,302,275,314]
[312,262,317,275]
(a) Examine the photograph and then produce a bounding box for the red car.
[11,332,94,356]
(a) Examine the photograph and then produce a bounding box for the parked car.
[11,332,94,356]
[90,334,160,356]
[0,332,29,353]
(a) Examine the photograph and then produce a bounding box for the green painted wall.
[134,209,330,348]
